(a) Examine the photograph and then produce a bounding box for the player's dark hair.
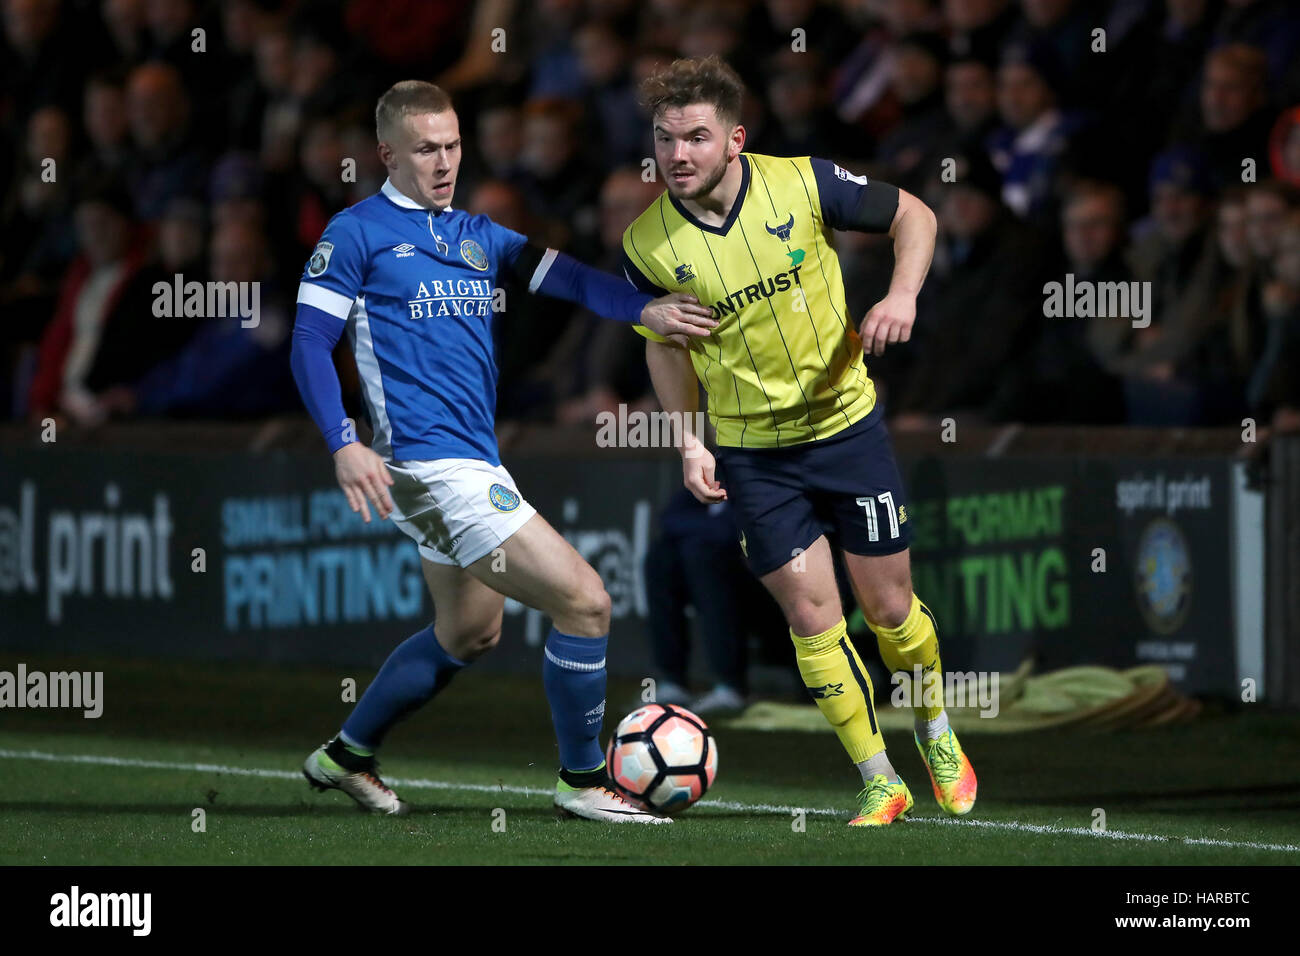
[375,80,454,141]
[638,54,745,129]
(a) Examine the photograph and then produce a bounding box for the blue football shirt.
[296,179,529,465]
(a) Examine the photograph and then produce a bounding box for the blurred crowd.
[3,0,1299,434]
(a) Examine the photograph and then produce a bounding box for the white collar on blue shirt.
[381,177,453,213]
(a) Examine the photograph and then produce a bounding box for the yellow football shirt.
[622,152,898,448]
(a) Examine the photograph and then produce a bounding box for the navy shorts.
[714,405,912,577]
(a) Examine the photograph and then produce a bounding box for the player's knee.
[464,626,502,659]
[439,623,502,661]
[580,584,612,634]
[786,596,840,637]
[555,577,611,637]
[863,589,912,630]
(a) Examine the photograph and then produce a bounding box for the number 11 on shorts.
[857,492,899,542]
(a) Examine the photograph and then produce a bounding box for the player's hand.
[859,292,916,357]
[333,442,395,523]
[681,433,726,503]
[641,292,717,346]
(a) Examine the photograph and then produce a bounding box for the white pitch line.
[3,747,1297,855]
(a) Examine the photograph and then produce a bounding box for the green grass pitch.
[1,656,1298,865]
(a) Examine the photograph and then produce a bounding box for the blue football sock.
[543,628,608,772]
[341,623,467,751]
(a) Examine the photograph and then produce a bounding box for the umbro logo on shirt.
[393,243,416,258]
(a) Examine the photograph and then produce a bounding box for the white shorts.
[385,458,537,567]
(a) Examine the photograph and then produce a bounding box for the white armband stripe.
[297,283,354,320]
[528,248,559,293]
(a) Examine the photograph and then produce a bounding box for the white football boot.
[302,740,409,815]
[553,765,672,824]
[554,781,673,824]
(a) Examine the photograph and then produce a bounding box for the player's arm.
[291,221,393,522]
[504,241,717,339]
[644,338,725,503]
[812,158,937,356]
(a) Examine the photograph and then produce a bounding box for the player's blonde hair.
[638,54,745,129]
[375,80,454,142]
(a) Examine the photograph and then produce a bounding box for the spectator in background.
[892,150,1046,427]
[1245,179,1296,267]
[986,43,1079,224]
[751,49,859,159]
[875,32,949,190]
[943,0,1017,63]
[27,180,192,425]
[526,0,586,98]
[286,18,359,121]
[141,0,224,127]
[997,181,1128,423]
[1175,42,1273,189]
[1231,180,1300,376]
[573,18,646,170]
[831,0,934,142]
[288,117,354,259]
[1003,0,1098,107]
[250,25,298,170]
[155,196,206,278]
[0,104,78,415]
[123,61,208,221]
[745,0,857,73]
[550,167,665,426]
[1111,0,1217,185]
[1213,0,1300,95]
[1246,208,1300,429]
[2,105,76,300]
[209,152,269,234]
[1107,148,1225,423]
[98,217,296,420]
[518,97,602,254]
[258,17,363,175]
[457,99,529,201]
[96,0,147,67]
[935,54,998,157]
[1,0,1298,429]
[1,0,81,131]
[80,70,132,181]
[1188,187,1259,421]
[223,0,283,152]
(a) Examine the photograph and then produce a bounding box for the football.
[606,703,718,815]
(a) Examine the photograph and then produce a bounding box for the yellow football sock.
[790,618,885,763]
[869,593,945,721]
